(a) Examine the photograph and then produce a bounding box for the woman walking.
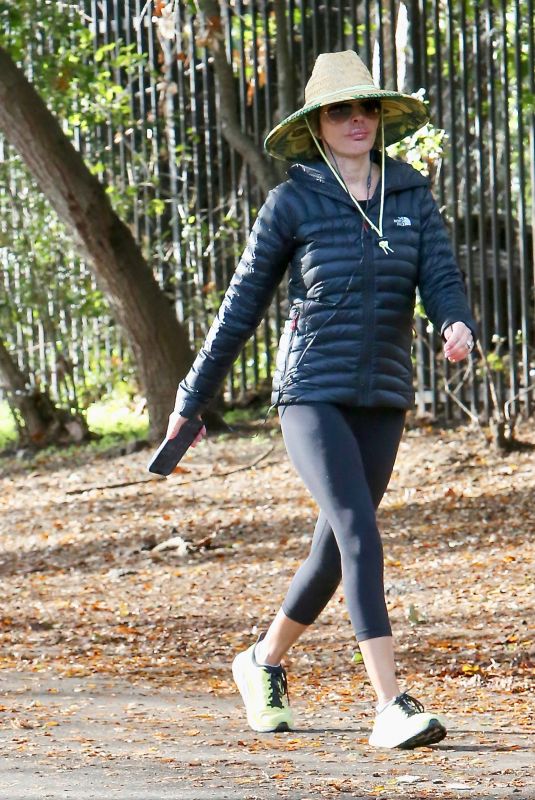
[167,50,476,749]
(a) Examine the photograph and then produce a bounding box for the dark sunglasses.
[323,99,381,123]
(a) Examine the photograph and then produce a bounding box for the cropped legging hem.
[280,603,315,627]
[281,603,391,643]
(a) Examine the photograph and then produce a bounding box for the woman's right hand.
[166,410,206,446]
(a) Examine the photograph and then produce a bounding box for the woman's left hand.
[443,321,475,362]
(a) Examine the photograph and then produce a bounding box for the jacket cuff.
[440,317,479,341]
[174,386,206,420]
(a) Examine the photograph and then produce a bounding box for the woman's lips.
[348,131,369,140]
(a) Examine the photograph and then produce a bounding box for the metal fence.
[2,0,534,422]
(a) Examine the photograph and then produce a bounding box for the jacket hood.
[287,152,429,209]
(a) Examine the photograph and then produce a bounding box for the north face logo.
[394,216,412,226]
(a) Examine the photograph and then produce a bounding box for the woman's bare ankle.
[254,638,281,667]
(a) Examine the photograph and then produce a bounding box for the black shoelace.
[395,693,425,716]
[264,665,289,709]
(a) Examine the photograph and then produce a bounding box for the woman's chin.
[327,142,374,160]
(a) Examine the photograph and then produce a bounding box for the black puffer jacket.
[175,154,477,418]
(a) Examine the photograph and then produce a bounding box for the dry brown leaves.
[0,417,533,797]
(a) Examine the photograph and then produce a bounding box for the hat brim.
[264,89,430,161]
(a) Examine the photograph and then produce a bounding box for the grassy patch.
[86,390,149,440]
[0,389,149,456]
[0,402,17,450]
[223,400,273,426]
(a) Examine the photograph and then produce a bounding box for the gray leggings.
[279,403,405,642]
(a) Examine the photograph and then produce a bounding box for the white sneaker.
[369,692,447,749]
[232,638,294,733]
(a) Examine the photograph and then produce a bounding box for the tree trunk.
[273,1,297,125]
[196,0,282,193]
[0,337,90,447]
[0,46,195,441]
[405,0,424,92]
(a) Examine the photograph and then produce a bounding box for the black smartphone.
[147,418,204,476]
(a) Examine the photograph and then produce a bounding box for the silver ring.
[466,339,473,351]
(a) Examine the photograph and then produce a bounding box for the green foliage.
[475,332,530,380]
[414,297,428,322]
[0,2,155,410]
[0,402,17,450]
[485,351,505,372]
[222,403,269,425]
[0,391,149,455]
[0,152,133,412]
[1,2,147,132]
[86,385,149,439]
[388,121,446,180]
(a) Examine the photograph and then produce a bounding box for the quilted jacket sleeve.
[174,183,296,418]
[417,187,478,338]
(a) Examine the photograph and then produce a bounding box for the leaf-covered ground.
[0,418,533,799]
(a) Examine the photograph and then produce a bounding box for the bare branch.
[443,366,481,426]
[66,444,276,493]
[195,0,280,194]
[273,0,296,123]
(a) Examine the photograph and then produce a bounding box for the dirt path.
[1,670,533,800]
[0,419,533,799]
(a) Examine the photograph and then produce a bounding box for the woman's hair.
[307,108,321,137]
[366,98,381,114]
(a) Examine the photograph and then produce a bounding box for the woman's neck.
[324,149,380,201]
[325,150,374,185]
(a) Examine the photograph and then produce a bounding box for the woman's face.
[318,99,381,159]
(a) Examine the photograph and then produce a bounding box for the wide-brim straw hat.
[264,50,429,161]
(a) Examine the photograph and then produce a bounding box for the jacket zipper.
[359,234,375,402]
[280,308,300,390]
